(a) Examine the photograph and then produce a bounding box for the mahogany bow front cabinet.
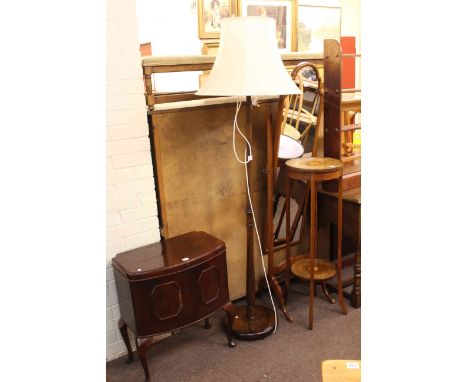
[112,231,236,382]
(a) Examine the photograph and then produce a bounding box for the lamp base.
[230,304,275,340]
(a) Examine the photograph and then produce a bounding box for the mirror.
[265,62,323,258]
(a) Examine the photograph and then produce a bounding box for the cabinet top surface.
[112,231,225,281]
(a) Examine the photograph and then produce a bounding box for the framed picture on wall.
[297,5,341,53]
[239,0,295,51]
[198,0,238,39]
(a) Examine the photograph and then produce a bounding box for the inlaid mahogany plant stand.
[112,231,236,382]
[284,157,348,329]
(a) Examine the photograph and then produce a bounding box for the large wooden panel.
[323,39,342,160]
[151,101,277,299]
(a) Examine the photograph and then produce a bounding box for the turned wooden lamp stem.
[245,96,256,320]
[227,95,275,340]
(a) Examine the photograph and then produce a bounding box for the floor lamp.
[196,16,301,340]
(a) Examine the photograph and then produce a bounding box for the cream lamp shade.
[196,16,301,97]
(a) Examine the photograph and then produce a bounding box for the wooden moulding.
[142,53,322,72]
[152,91,202,105]
[142,53,324,109]
[149,96,278,115]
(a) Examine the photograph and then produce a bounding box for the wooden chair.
[288,62,324,155]
[280,76,312,142]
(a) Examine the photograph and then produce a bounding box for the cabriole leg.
[223,302,237,348]
[118,318,133,364]
[136,337,153,382]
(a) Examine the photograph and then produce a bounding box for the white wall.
[106,0,161,361]
[136,0,200,56]
[136,0,202,92]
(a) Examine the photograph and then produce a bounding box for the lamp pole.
[195,17,301,340]
[231,96,276,340]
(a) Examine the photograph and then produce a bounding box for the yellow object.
[354,130,361,145]
[322,360,361,382]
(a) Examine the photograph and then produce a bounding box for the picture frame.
[201,41,220,55]
[297,5,341,53]
[198,0,238,39]
[239,0,296,51]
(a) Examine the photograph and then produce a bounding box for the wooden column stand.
[230,96,276,340]
[321,39,361,309]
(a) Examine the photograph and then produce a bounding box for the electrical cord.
[232,99,253,163]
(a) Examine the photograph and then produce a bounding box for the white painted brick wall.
[106,0,163,362]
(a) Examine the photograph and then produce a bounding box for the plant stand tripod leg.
[321,281,336,304]
[269,274,293,322]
